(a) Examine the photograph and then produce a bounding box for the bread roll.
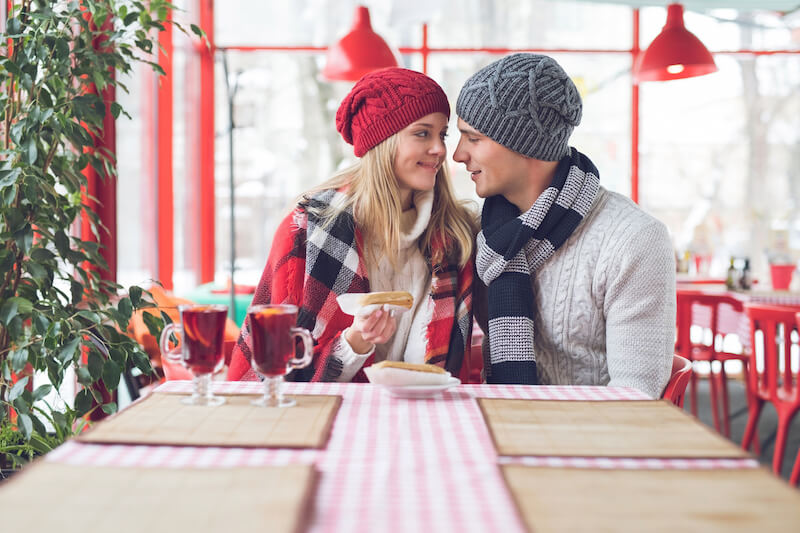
[358,291,413,309]
[364,360,451,386]
[372,360,447,374]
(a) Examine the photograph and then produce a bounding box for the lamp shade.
[322,6,398,81]
[635,3,717,82]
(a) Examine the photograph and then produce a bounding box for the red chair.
[740,303,800,486]
[675,289,750,436]
[661,354,692,407]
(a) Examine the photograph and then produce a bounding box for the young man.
[454,53,674,398]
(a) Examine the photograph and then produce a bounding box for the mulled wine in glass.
[247,304,313,407]
[159,304,228,406]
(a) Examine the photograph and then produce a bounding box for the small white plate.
[380,377,461,399]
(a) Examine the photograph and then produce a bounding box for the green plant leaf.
[74,389,93,417]
[87,350,104,380]
[131,350,153,374]
[30,247,55,262]
[70,279,83,304]
[33,314,50,335]
[6,316,23,339]
[101,359,121,390]
[9,348,29,373]
[13,224,34,254]
[110,101,122,119]
[0,297,33,325]
[31,384,53,403]
[190,24,205,39]
[30,415,47,438]
[0,167,21,187]
[51,411,68,438]
[77,310,101,324]
[17,414,33,440]
[29,433,53,454]
[2,184,16,206]
[101,402,117,415]
[8,377,29,402]
[129,286,142,307]
[75,366,92,386]
[117,297,132,321]
[25,139,38,164]
[54,230,70,256]
[12,395,30,415]
[142,311,163,338]
[57,337,80,364]
[25,259,48,282]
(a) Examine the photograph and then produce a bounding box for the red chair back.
[675,289,744,359]
[661,354,692,407]
[745,303,800,404]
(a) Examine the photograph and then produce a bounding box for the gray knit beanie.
[456,53,582,161]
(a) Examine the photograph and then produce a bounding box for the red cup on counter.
[769,264,795,291]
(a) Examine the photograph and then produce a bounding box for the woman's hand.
[345,307,397,354]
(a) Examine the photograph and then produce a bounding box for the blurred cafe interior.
[1,0,800,530]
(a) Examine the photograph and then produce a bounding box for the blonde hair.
[306,133,477,268]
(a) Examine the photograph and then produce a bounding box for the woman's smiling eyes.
[413,129,448,140]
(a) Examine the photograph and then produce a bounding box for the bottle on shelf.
[740,258,752,290]
[725,257,737,290]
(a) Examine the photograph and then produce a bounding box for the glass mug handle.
[288,327,313,370]
[159,323,183,364]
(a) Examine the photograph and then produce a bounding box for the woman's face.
[393,112,448,198]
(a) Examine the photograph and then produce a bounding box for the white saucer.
[380,377,461,399]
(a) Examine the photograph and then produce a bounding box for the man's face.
[453,118,530,200]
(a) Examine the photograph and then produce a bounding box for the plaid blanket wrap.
[476,148,599,384]
[228,188,475,382]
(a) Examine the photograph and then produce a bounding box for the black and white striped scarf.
[476,148,600,384]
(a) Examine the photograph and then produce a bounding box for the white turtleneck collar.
[399,189,434,250]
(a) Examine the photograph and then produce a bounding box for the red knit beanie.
[336,67,450,157]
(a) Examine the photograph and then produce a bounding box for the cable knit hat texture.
[456,54,582,161]
[336,67,450,157]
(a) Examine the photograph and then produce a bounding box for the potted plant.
[0,1,200,456]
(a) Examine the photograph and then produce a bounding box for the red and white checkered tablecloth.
[47,382,757,533]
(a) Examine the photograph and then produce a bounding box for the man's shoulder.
[588,187,666,233]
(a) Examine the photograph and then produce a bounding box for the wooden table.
[4,381,798,532]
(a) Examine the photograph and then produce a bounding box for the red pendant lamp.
[635,3,718,82]
[323,6,399,81]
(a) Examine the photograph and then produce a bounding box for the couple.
[228,54,676,398]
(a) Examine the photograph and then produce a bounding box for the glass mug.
[159,304,228,406]
[247,304,313,407]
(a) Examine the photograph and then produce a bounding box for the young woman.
[227,68,478,382]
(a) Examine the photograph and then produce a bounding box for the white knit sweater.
[479,186,675,398]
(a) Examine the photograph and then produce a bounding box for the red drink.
[249,306,297,377]
[181,306,227,374]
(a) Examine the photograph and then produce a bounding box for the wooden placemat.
[478,399,748,458]
[78,392,341,448]
[502,465,800,532]
[0,461,315,533]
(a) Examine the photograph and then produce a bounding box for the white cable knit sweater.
[479,186,675,398]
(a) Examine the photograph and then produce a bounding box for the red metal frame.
[157,8,174,290]
[81,15,116,283]
[143,7,800,288]
[631,9,640,203]
[198,0,215,284]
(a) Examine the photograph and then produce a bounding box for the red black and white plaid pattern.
[227,188,475,382]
